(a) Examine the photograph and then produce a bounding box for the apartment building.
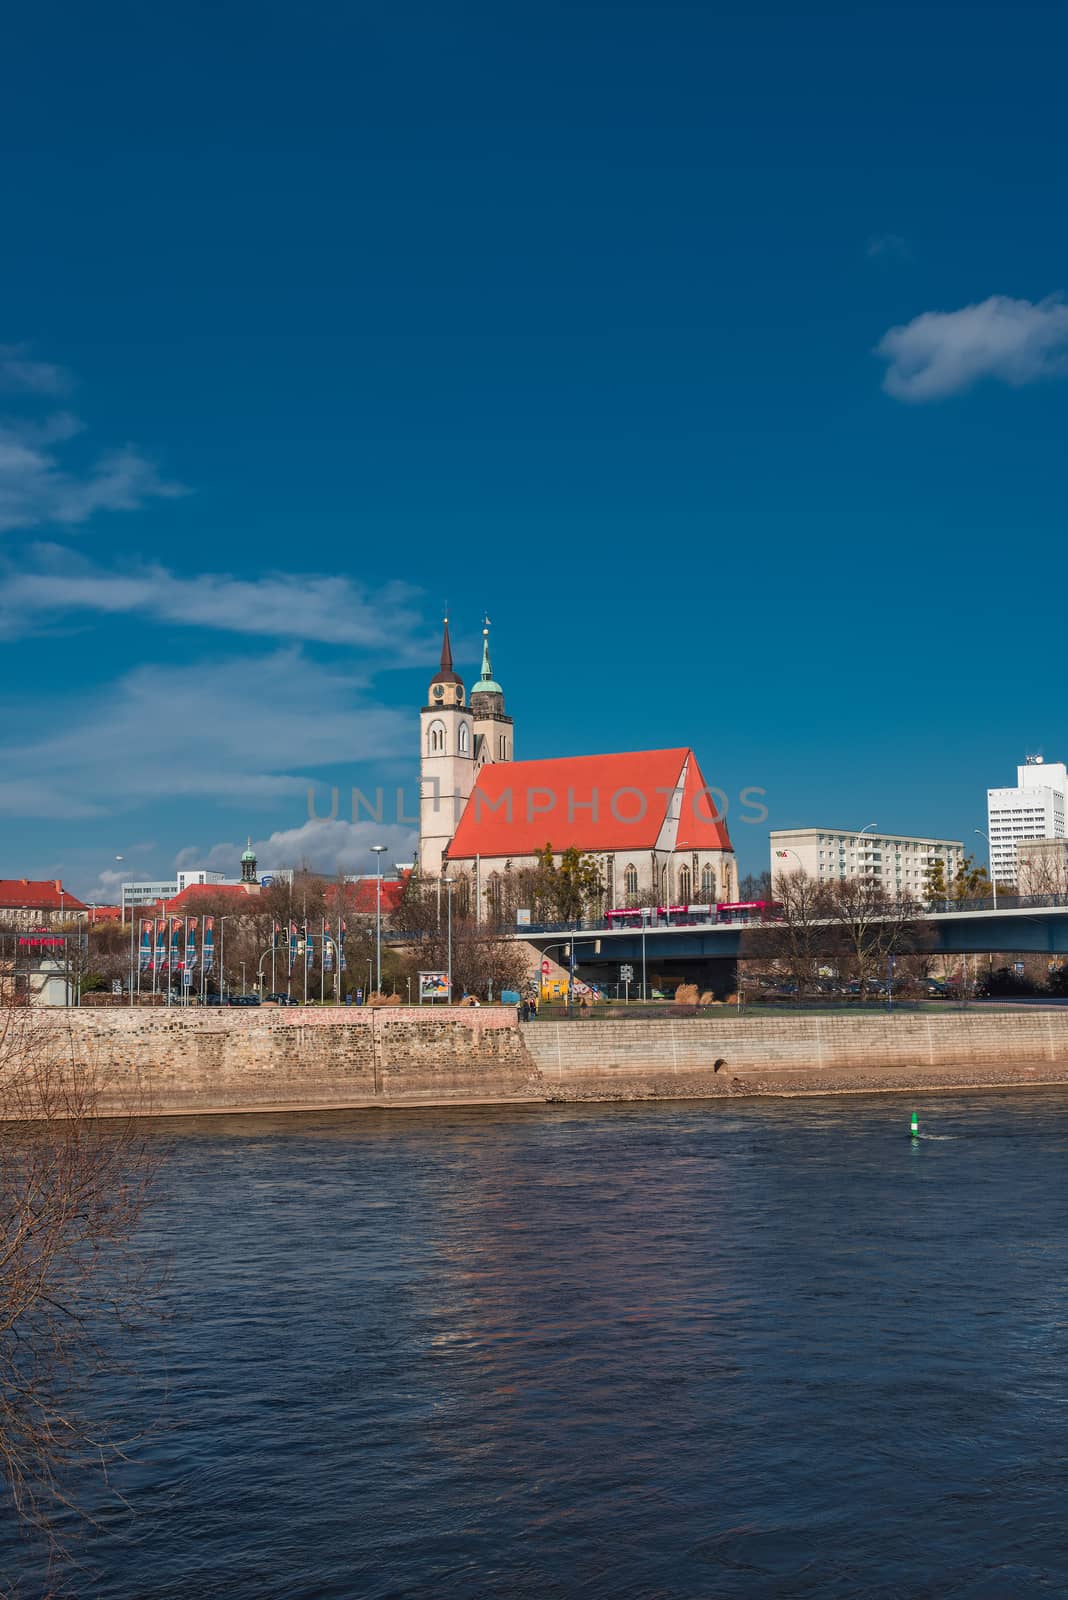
[987,755,1067,889]
[770,828,964,899]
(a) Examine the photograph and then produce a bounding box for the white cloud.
[0,649,412,820]
[877,294,1068,401]
[0,341,185,531]
[0,546,428,655]
[176,818,418,880]
[0,344,74,396]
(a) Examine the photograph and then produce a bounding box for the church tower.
[240,838,258,884]
[470,619,513,770]
[419,617,475,878]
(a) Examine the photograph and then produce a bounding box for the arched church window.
[624,864,638,901]
[459,722,470,755]
[701,863,716,902]
[499,734,507,759]
[660,862,671,904]
[428,720,446,754]
[678,865,691,904]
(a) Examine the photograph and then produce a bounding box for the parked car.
[227,994,261,1007]
[265,992,297,1005]
[200,993,226,1006]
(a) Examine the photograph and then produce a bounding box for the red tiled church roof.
[0,878,88,911]
[445,748,732,861]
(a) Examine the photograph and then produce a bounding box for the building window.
[678,865,692,904]
[660,862,671,904]
[428,720,446,754]
[701,863,716,901]
[499,734,507,759]
[624,864,638,901]
[458,722,470,755]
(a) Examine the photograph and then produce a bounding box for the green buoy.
[910,1111,919,1139]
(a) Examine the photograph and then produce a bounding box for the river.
[4,1091,1068,1597]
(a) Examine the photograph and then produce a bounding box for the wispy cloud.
[866,233,912,263]
[175,818,418,881]
[0,546,428,655]
[0,649,411,820]
[876,293,1068,401]
[0,344,74,396]
[0,342,185,531]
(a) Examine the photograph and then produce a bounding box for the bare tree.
[823,876,919,994]
[759,869,828,996]
[0,1004,157,1566]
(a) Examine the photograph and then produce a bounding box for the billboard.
[419,971,450,1002]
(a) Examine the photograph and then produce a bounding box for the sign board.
[183,970,193,986]
[419,970,450,1001]
[111,979,123,994]
[516,909,531,927]
[620,964,634,982]
[260,874,275,888]
[1014,961,1026,976]
[541,957,551,975]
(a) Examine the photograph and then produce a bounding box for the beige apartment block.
[770,827,964,899]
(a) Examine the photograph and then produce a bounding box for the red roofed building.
[419,621,736,914]
[0,879,89,930]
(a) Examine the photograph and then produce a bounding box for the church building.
[419,620,736,916]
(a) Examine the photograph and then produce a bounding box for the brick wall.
[22,1007,1068,1117]
[38,1005,539,1115]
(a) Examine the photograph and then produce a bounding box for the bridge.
[516,903,1068,995]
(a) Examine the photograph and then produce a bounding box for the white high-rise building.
[987,755,1067,889]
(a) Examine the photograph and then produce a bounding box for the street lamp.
[975,829,997,909]
[443,875,456,1002]
[370,844,388,995]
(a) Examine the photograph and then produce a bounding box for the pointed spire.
[471,614,503,698]
[439,614,453,674]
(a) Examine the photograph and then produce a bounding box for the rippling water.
[5,1091,1068,1597]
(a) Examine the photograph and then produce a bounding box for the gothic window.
[660,862,671,904]
[678,865,692,904]
[428,720,446,754]
[499,734,507,759]
[624,863,638,901]
[459,722,470,755]
[701,863,716,901]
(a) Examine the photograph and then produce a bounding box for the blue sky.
[2,0,1066,899]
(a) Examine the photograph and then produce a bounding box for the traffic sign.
[620,963,634,982]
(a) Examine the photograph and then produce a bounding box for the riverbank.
[21,1005,1068,1116]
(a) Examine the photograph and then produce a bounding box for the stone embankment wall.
[27,1006,1068,1118]
[44,1006,538,1116]
[522,1010,1068,1099]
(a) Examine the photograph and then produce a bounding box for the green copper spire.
[473,618,502,696]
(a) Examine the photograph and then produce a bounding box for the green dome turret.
[471,622,503,698]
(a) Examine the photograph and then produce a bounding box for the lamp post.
[975,829,997,909]
[371,844,388,996]
[443,875,455,1002]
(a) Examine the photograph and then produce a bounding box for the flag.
[304,924,314,968]
[170,918,182,972]
[203,916,215,975]
[323,931,333,973]
[273,920,282,949]
[289,921,298,969]
[139,918,152,971]
[186,917,198,972]
[339,920,347,972]
[155,918,167,972]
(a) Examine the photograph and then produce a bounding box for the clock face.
[456,687,464,703]
[432,685,444,700]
